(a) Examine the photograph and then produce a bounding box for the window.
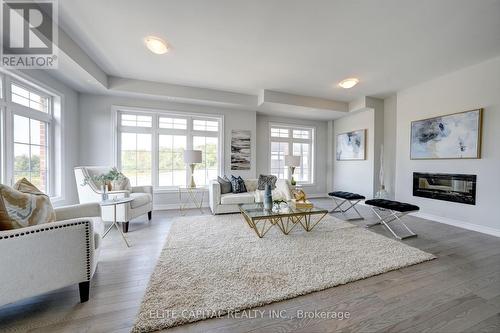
[193,136,218,186]
[13,115,49,191]
[269,124,314,184]
[159,134,186,186]
[11,83,49,113]
[159,117,187,129]
[116,110,223,188]
[0,74,59,196]
[120,132,152,186]
[193,119,218,132]
[121,114,152,127]
[270,141,288,179]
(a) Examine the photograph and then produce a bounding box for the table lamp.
[184,150,202,188]
[285,155,301,186]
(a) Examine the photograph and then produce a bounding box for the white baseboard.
[307,193,328,198]
[411,212,500,238]
[154,203,210,211]
[154,194,328,211]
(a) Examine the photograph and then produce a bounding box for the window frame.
[113,106,224,191]
[0,72,63,200]
[269,122,315,185]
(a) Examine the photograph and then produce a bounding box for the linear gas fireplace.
[413,173,477,205]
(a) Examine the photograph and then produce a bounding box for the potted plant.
[82,168,125,201]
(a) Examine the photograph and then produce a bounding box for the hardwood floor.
[1,198,499,333]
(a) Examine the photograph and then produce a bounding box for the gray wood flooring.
[1,198,499,333]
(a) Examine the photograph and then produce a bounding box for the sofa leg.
[148,211,152,220]
[79,281,90,303]
[122,221,129,233]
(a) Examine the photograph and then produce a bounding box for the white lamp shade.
[285,155,301,167]
[184,150,202,164]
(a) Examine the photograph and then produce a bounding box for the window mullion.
[152,114,159,188]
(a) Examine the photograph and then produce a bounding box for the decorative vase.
[101,184,109,201]
[375,185,390,199]
[290,166,296,186]
[263,184,273,210]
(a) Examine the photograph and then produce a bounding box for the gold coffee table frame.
[239,203,328,238]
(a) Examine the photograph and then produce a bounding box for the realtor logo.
[1,0,58,68]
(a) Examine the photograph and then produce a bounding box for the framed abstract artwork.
[336,129,366,160]
[231,130,251,170]
[410,109,482,159]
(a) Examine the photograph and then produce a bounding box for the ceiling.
[58,0,500,102]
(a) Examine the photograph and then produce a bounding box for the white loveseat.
[209,179,292,214]
[0,203,104,306]
[74,166,153,233]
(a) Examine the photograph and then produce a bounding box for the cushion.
[217,176,232,194]
[365,199,420,212]
[129,192,152,209]
[0,178,56,230]
[111,173,132,191]
[328,191,365,200]
[254,189,285,203]
[257,174,277,190]
[220,192,255,205]
[244,179,258,192]
[230,175,247,194]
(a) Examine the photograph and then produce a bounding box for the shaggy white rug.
[133,214,435,332]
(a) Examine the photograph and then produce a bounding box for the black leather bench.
[365,199,419,240]
[328,191,366,221]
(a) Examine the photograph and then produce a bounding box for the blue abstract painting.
[336,129,366,160]
[410,109,482,159]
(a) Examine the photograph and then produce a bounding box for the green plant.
[82,167,125,188]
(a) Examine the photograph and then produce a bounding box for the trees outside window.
[270,124,314,184]
[117,110,222,188]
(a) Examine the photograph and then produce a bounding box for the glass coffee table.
[239,203,328,238]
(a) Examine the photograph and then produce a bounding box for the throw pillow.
[257,174,278,190]
[217,176,232,194]
[0,178,56,230]
[230,175,247,194]
[111,173,132,191]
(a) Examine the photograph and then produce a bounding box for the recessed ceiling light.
[338,78,359,89]
[144,36,169,54]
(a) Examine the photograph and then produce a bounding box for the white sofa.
[209,178,292,214]
[0,203,104,306]
[74,166,153,233]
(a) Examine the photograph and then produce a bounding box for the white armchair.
[74,166,153,233]
[0,203,103,306]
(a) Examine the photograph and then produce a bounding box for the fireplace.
[413,173,477,205]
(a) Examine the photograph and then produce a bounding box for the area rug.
[132,214,435,332]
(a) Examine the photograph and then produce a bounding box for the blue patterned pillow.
[230,175,247,193]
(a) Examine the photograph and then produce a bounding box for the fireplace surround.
[413,172,476,205]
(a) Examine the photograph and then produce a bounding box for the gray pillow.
[217,176,232,194]
[257,174,277,190]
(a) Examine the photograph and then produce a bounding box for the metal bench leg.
[366,207,417,240]
[330,197,364,221]
[330,197,346,213]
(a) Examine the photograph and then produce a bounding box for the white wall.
[332,109,375,199]
[19,70,80,206]
[395,56,500,233]
[383,95,397,199]
[256,115,329,196]
[78,94,257,208]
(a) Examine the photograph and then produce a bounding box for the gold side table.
[178,186,206,215]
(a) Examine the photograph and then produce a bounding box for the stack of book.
[290,199,314,209]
